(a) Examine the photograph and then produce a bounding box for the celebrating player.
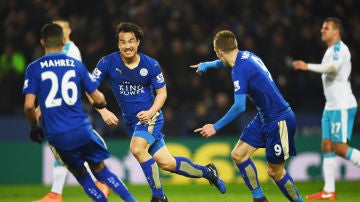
[191,30,304,202]
[33,17,109,202]
[23,23,135,202]
[90,22,226,202]
[292,17,360,200]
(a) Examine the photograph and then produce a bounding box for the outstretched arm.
[292,60,338,73]
[190,59,225,75]
[213,93,246,131]
[194,94,246,138]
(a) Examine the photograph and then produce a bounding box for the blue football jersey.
[233,51,290,123]
[23,52,99,149]
[92,52,166,124]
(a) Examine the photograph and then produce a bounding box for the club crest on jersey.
[140,68,148,76]
[234,80,240,91]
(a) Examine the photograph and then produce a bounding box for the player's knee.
[231,149,244,162]
[130,144,143,158]
[156,157,176,171]
[88,161,105,173]
[321,139,332,152]
[333,143,349,157]
[267,167,285,182]
[68,166,87,177]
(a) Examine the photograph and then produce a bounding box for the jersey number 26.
[41,70,78,108]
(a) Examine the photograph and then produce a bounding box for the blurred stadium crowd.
[1,0,360,138]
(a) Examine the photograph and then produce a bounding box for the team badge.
[140,68,148,76]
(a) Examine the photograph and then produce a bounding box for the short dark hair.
[324,17,344,37]
[41,23,64,48]
[115,22,144,43]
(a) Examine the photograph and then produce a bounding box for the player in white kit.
[292,17,360,200]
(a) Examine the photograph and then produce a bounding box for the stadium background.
[1,0,360,185]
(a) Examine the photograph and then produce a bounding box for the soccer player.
[292,17,360,200]
[191,30,304,202]
[90,22,226,202]
[33,18,109,202]
[23,23,136,202]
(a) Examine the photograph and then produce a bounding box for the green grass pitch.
[0,181,359,202]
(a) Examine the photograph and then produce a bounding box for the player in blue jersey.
[293,17,360,200]
[90,22,226,202]
[23,23,135,202]
[191,30,303,202]
[33,17,109,202]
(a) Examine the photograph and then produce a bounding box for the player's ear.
[217,49,224,58]
[136,39,140,46]
[40,39,45,47]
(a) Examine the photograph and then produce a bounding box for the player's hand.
[137,110,153,124]
[190,63,203,76]
[98,108,119,126]
[292,60,308,71]
[194,124,216,138]
[30,125,45,144]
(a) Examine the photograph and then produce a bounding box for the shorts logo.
[140,68,148,76]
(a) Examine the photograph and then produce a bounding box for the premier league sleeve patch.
[156,73,164,83]
[233,80,240,92]
[92,68,102,79]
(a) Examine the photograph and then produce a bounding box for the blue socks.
[76,172,107,202]
[236,159,264,199]
[173,156,208,178]
[140,158,165,198]
[276,172,303,202]
[95,166,136,202]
